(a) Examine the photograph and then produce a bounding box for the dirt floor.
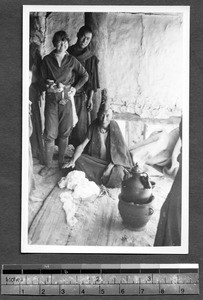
[28,157,174,247]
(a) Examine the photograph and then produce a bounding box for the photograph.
[21,5,189,253]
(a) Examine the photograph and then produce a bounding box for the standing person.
[68,26,100,147]
[154,120,182,246]
[39,30,89,176]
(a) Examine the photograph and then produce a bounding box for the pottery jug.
[118,194,154,230]
[121,163,153,204]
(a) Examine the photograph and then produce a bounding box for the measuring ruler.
[1,264,199,296]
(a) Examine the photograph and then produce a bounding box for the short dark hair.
[52,31,69,47]
[77,26,93,38]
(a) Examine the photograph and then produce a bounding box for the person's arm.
[101,162,114,185]
[101,162,114,178]
[87,90,94,111]
[86,56,100,111]
[62,137,90,169]
[72,58,89,91]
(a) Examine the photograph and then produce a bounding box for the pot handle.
[148,207,154,216]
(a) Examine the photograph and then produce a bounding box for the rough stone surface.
[42,12,84,56]
[88,12,183,118]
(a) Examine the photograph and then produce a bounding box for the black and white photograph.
[22,5,189,253]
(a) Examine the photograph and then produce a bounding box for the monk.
[68,26,100,147]
[63,93,133,188]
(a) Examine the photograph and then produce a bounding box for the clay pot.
[121,164,154,204]
[118,194,154,230]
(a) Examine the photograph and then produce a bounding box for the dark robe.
[154,160,182,246]
[75,119,133,188]
[68,44,100,93]
[68,44,100,147]
[86,119,132,168]
[154,120,182,246]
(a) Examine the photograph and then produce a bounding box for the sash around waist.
[46,85,72,102]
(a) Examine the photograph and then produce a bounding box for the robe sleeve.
[72,58,89,91]
[109,120,133,168]
[85,55,100,93]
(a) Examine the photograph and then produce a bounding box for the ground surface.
[28,158,173,247]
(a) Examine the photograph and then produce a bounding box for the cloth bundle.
[61,88,78,127]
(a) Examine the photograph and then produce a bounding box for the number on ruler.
[81,289,85,294]
[41,289,45,295]
[100,288,105,294]
[180,288,185,294]
[120,288,125,294]
[140,288,145,294]
[160,288,165,294]
[61,288,65,295]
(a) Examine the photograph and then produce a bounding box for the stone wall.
[30,12,84,57]
[87,12,183,119]
[41,12,84,56]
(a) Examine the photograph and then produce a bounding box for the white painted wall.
[91,12,183,118]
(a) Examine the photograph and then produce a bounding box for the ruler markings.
[39,284,60,295]
[1,273,198,285]
[20,285,39,295]
[1,283,199,295]
[1,264,199,295]
[60,284,79,295]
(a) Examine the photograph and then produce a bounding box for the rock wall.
[30,12,84,57]
[41,12,84,56]
[87,12,183,119]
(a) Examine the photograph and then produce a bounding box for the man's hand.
[87,98,93,112]
[62,159,75,169]
[57,82,65,93]
[47,83,57,93]
[47,82,64,93]
[101,163,114,183]
[68,86,76,97]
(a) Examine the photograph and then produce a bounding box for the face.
[55,39,69,53]
[78,32,92,49]
[98,109,113,129]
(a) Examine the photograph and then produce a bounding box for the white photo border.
[22,5,190,254]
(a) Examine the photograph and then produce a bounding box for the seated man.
[63,94,133,188]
